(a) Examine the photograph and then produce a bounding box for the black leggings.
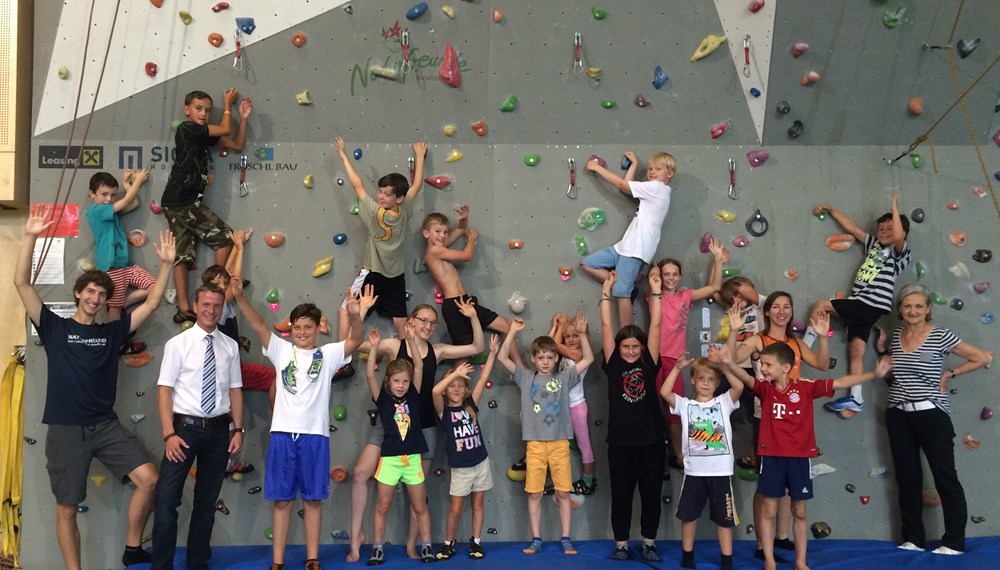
[608,443,666,541]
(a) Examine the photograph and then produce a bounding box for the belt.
[892,400,936,412]
[174,413,231,429]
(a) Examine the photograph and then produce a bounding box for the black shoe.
[774,537,795,551]
[436,541,456,560]
[122,546,151,567]
[610,545,631,561]
[333,363,355,381]
[754,549,789,563]
[510,457,526,471]
[119,341,147,356]
[572,478,596,495]
[468,537,485,559]
[173,308,196,323]
[420,544,436,563]
[367,546,384,566]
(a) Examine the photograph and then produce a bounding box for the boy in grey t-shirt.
[498,316,593,556]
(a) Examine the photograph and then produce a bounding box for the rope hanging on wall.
[33,0,124,283]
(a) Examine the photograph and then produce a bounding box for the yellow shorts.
[525,440,572,494]
[374,453,425,486]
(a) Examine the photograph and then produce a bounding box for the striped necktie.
[201,334,216,415]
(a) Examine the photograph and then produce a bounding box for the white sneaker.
[897,542,924,552]
[932,546,963,555]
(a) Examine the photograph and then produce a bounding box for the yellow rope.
[0,353,26,566]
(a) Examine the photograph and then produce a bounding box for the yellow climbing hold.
[443,124,457,137]
[179,11,193,25]
[58,66,70,79]
[441,5,456,18]
[444,148,464,162]
[303,175,314,189]
[91,475,108,488]
[715,210,737,222]
[295,90,312,105]
[691,34,726,62]
[313,256,334,278]
[585,67,602,79]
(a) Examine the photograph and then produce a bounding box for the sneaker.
[754,549,789,563]
[510,457,527,471]
[304,559,321,570]
[367,546,384,566]
[468,537,485,559]
[898,542,925,552]
[561,539,578,555]
[119,341,147,356]
[825,395,863,413]
[736,455,757,470]
[122,546,152,567]
[572,478,596,495]
[436,541,456,560]
[773,537,795,551]
[640,543,662,562]
[610,545,631,561]
[420,544,436,563]
[226,461,255,475]
[333,363,355,381]
[522,539,542,554]
[932,546,963,555]
[172,309,196,324]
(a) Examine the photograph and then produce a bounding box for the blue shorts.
[265,432,330,501]
[581,246,645,298]
[757,456,813,500]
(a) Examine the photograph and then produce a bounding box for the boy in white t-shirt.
[233,280,365,570]
[661,349,743,570]
[581,151,674,329]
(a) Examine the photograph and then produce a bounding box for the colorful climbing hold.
[948,232,967,247]
[266,288,280,304]
[699,232,715,253]
[883,5,906,28]
[145,62,158,77]
[313,256,334,278]
[801,71,821,85]
[588,154,607,168]
[826,234,856,251]
[915,261,926,280]
[784,269,799,281]
[439,43,462,87]
[236,17,256,35]
[592,6,607,20]
[585,67,602,80]
[353,148,363,160]
[948,262,970,279]
[722,267,742,278]
[907,97,923,115]
[749,0,765,14]
[792,42,809,57]
[559,266,573,282]
[292,32,307,47]
[208,33,224,47]
[620,155,632,171]
[711,120,732,139]
[911,154,923,168]
[492,7,503,22]
[179,11,193,25]
[499,95,518,112]
[749,87,761,97]
[931,292,947,305]
[634,94,650,108]
[264,232,285,248]
[508,240,524,250]
[424,175,452,190]
[370,66,398,80]
[600,99,617,109]
[746,150,769,167]
[980,313,995,325]
[58,66,70,80]
[575,235,589,256]
[406,2,428,21]
[732,236,749,248]
[444,148,463,162]
[303,175,314,189]
[716,210,737,223]
[333,233,348,245]
[652,65,669,89]
[524,153,540,167]
[333,404,348,421]
[295,90,312,105]
[972,281,989,294]
[577,207,606,230]
[471,119,488,136]
[330,465,348,482]
[441,5,456,19]
[212,3,230,13]
[507,291,528,314]
[443,124,457,137]
[691,34,726,62]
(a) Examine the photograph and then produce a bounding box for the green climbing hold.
[931,291,947,305]
[722,267,742,278]
[592,6,607,20]
[469,352,489,365]
[574,235,589,256]
[333,404,347,421]
[911,153,922,168]
[601,99,617,109]
[524,153,540,167]
[883,5,907,29]
[264,527,274,540]
[171,119,184,130]
[500,94,518,112]
[350,196,360,215]
[915,261,926,280]
[266,288,280,303]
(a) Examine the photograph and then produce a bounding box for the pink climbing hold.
[732,236,749,248]
[149,200,163,215]
[792,42,809,58]
[711,120,732,139]
[634,94,650,108]
[748,0,765,14]
[424,175,452,190]
[801,71,820,85]
[439,43,462,88]
[699,232,715,253]
[746,150,770,168]
[588,154,606,168]
[992,130,1000,147]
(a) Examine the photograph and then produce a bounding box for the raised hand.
[154,230,177,263]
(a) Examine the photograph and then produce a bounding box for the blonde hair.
[382,359,414,393]
[648,152,677,173]
[443,367,477,423]
[690,358,721,381]
[561,319,588,339]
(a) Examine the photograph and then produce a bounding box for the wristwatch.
[231,427,246,434]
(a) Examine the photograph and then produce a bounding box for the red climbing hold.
[212,2,230,13]
[424,175,452,190]
[150,0,164,8]
[145,62,158,77]
[439,43,462,88]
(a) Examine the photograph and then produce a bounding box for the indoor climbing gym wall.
[16,1,999,568]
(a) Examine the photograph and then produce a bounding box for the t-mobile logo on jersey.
[772,403,787,419]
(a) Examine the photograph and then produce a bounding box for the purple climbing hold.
[746,150,770,168]
[588,154,606,168]
[699,232,715,253]
[992,130,1000,147]
[634,94,650,108]
[981,407,993,421]
[732,235,749,248]
[652,65,669,89]
[972,281,990,294]
[790,319,806,334]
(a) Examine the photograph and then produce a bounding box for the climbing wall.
[20,1,1000,568]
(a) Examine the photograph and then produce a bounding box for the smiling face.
[376,185,404,210]
[89,184,117,205]
[291,316,319,350]
[183,96,213,125]
[194,290,225,331]
[74,282,109,316]
[422,222,450,247]
[659,261,682,293]
[446,377,468,406]
[409,307,439,341]
[758,353,791,383]
[766,295,793,331]
[387,371,411,398]
[531,349,559,375]
[875,219,896,247]
[899,292,931,326]
[646,159,674,183]
[563,325,582,350]
[618,336,643,364]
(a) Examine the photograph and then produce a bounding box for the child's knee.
[790,501,808,520]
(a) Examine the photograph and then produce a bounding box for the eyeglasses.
[412,316,438,327]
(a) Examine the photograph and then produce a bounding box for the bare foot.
[406,545,419,559]
[346,531,365,563]
[839,409,857,420]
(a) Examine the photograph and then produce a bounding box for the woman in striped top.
[885,283,991,556]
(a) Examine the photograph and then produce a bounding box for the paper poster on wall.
[29,302,77,336]
[32,238,65,285]
[31,203,81,238]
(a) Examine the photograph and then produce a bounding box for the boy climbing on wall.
[581,151,675,329]
[160,88,253,325]
[422,206,524,366]
[85,169,155,324]
[334,137,426,367]
[810,192,910,419]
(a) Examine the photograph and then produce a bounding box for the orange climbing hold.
[949,232,967,247]
[208,33,224,47]
[150,0,164,8]
[801,71,820,85]
[825,233,855,251]
[907,97,923,115]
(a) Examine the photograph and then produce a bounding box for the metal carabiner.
[400,31,412,74]
[408,156,416,182]
[573,32,584,74]
[727,158,738,200]
[238,154,249,197]
[742,35,751,78]
[566,158,578,199]
[233,28,244,71]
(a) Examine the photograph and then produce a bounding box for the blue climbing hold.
[406,2,428,20]
[333,233,348,245]
[236,17,256,35]
[750,87,761,97]
[994,170,1000,182]
[353,148,363,160]
[620,155,632,171]
[652,65,669,89]
[981,313,995,325]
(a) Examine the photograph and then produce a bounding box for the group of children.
[85,87,914,570]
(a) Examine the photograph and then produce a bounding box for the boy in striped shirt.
[810,192,909,418]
